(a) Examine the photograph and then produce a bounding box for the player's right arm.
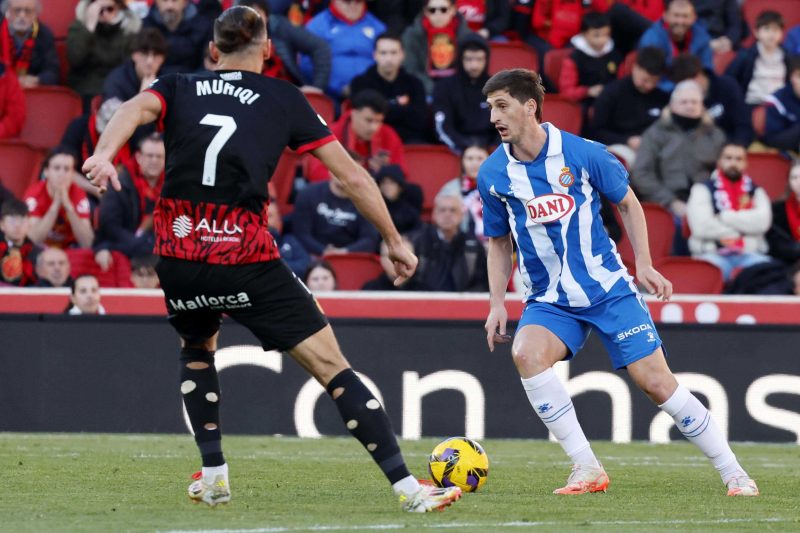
[311,140,417,286]
[82,91,162,194]
[485,234,514,352]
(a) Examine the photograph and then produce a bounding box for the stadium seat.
[322,252,383,290]
[654,257,724,295]
[271,149,302,214]
[617,51,637,79]
[19,87,83,150]
[543,48,572,92]
[403,145,462,219]
[39,0,79,40]
[752,105,767,138]
[712,50,736,76]
[614,202,675,273]
[747,152,791,200]
[489,42,540,74]
[0,140,43,198]
[65,249,133,288]
[743,0,800,46]
[55,40,69,86]
[303,91,335,126]
[541,95,582,135]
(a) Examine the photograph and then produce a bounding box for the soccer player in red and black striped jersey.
[83,6,463,512]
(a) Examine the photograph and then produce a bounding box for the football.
[427,437,489,492]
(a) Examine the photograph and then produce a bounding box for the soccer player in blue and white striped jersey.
[479,69,758,497]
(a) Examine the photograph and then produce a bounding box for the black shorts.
[155,257,328,351]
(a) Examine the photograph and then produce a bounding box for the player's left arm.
[82,91,163,194]
[616,187,673,301]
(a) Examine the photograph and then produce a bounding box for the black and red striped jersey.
[145,70,334,264]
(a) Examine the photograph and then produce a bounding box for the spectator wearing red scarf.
[0,198,39,286]
[0,61,24,139]
[94,133,165,260]
[0,0,60,87]
[767,163,800,266]
[402,0,475,96]
[307,89,407,182]
[687,143,772,281]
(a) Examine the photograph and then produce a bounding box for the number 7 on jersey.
[199,114,237,187]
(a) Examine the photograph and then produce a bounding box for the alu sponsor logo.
[616,323,654,341]
[169,292,251,311]
[172,216,244,243]
[525,193,575,224]
[173,215,193,238]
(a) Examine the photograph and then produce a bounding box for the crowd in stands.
[1,0,800,297]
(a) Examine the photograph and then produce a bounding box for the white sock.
[392,474,421,496]
[202,463,228,482]
[521,368,600,468]
[659,385,744,483]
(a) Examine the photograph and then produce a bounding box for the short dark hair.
[755,10,783,29]
[665,0,694,11]
[350,89,389,115]
[304,259,337,286]
[131,254,159,271]
[669,53,704,82]
[130,27,168,56]
[719,141,748,155]
[374,31,403,50]
[214,5,267,55]
[137,132,164,152]
[71,274,98,296]
[460,39,488,56]
[42,147,76,173]
[635,46,667,76]
[482,69,545,122]
[1,198,28,218]
[581,11,610,32]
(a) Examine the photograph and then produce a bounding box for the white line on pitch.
[160,517,792,533]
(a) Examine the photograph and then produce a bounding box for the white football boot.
[188,471,231,507]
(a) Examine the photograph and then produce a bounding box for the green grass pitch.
[3,433,799,532]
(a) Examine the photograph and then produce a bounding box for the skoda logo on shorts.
[173,215,193,238]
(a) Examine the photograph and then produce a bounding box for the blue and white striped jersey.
[478,124,636,307]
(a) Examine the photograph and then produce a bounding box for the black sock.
[180,347,225,467]
[327,368,411,484]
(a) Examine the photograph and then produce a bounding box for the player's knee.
[180,334,218,353]
[180,347,215,368]
[511,345,551,375]
[307,351,349,384]
[635,374,674,402]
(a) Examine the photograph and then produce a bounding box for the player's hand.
[82,156,121,195]
[485,305,511,352]
[636,262,673,302]
[386,240,418,286]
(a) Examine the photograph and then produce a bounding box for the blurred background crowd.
[0,0,799,307]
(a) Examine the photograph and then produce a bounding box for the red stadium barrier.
[1,289,798,325]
